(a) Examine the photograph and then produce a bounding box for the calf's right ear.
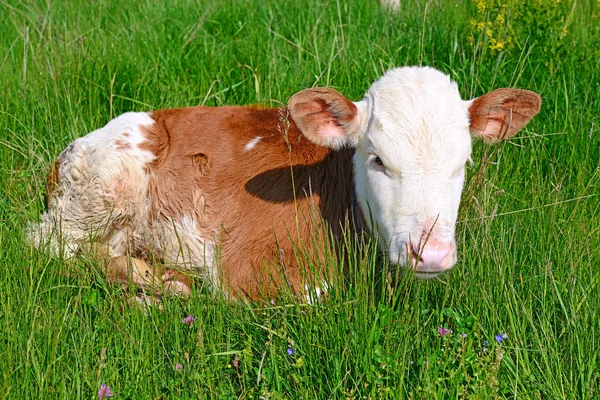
[288,88,363,149]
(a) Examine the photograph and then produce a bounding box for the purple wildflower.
[437,326,452,337]
[98,384,114,399]
[175,363,183,371]
[182,315,196,326]
[287,347,295,356]
[495,333,508,343]
[460,332,467,338]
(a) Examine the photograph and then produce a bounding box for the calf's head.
[289,66,541,277]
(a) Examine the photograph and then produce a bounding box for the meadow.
[1,0,599,398]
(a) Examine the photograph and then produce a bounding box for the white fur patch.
[380,0,400,11]
[76,111,156,165]
[304,280,331,304]
[244,136,262,152]
[28,112,157,259]
[150,215,218,288]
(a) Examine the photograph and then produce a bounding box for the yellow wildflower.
[477,1,486,15]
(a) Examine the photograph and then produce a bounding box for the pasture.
[1,0,599,398]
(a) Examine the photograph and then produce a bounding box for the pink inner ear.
[478,116,507,140]
[319,119,346,139]
[305,111,347,140]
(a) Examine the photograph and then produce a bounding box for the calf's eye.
[369,153,386,171]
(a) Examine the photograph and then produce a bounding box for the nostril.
[412,241,455,272]
[411,243,422,262]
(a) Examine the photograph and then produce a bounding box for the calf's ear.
[288,88,362,149]
[466,88,541,143]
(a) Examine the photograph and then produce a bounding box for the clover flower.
[98,384,114,399]
[175,363,183,371]
[437,326,452,337]
[182,315,196,326]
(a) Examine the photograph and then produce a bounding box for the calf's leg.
[82,242,192,296]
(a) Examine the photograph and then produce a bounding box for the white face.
[352,67,473,276]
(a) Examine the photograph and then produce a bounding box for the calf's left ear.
[288,88,363,149]
[466,88,541,143]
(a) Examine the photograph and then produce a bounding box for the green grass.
[1,0,599,398]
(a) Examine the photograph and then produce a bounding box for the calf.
[28,66,541,299]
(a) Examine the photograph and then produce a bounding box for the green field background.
[1,0,599,398]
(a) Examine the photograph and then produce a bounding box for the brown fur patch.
[248,104,273,111]
[140,105,355,299]
[115,139,131,150]
[191,153,209,175]
[45,158,61,209]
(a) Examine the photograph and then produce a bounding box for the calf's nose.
[410,239,455,274]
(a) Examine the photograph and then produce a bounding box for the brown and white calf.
[28,66,541,299]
